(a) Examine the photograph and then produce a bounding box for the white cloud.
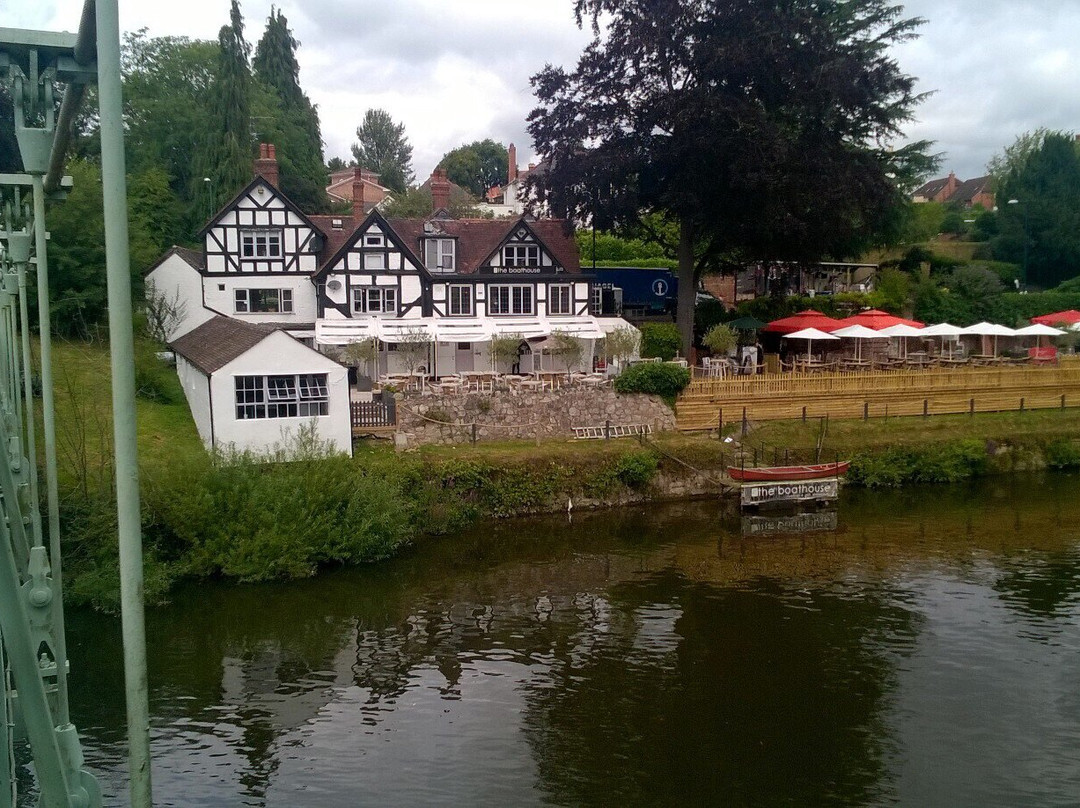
[7,0,1080,184]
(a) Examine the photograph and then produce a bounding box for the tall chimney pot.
[508,143,518,184]
[430,168,451,212]
[352,167,366,219]
[253,142,280,188]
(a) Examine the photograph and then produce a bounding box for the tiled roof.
[143,245,205,276]
[170,315,275,375]
[309,215,362,262]
[385,217,582,274]
[913,177,949,198]
[947,175,993,205]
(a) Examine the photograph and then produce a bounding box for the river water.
[34,474,1080,805]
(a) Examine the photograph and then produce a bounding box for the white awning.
[596,317,640,336]
[432,319,492,342]
[315,319,380,345]
[489,317,550,339]
[376,320,436,343]
[547,316,605,339]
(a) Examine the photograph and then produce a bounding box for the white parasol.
[918,322,965,358]
[960,322,1016,357]
[831,324,888,361]
[878,323,924,358]
[785,327,840,361]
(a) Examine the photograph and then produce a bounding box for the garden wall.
[395,387,676,448]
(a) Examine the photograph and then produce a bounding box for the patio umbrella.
[1014,323,1065,353]
[762,309,842,334]
[831,323,888,361]
[960,322,1016,357]
[727,315,766,330]
[1031,310,1080,327]
[918,322,965,358]
[836,309,924,330]
[785,326,840,361]
[878,323,924,358]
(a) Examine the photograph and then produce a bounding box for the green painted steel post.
[96,1,152,803]
[32,175,71,725]
[0,642,11,808]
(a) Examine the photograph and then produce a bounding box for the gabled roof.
[313,208,429,280]
[913,177,950,198]
[170,315,276,374]
[199,175,325,239]
[143,245,205,276]
[386,216,581,274]
[947,175,993,205]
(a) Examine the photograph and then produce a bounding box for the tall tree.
[209,0,253,202]
[252,7,328,210]
[438,139,509,197]
[527,0,936,349]
[996,132,1080,288]
[986,129,1051,188]
[351,109,414,193]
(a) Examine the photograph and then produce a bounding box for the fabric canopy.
[1013,323,1065,337]
[832,324,888,340]
[785,327,839,341]
[836,309,923,329]
[878,323,925,338]
[727,315,767,330]
[763,310,841,334]
[960,322,1016,336]
[918,323,965,337]
[1031,310,1080,326]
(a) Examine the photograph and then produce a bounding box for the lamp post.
[203,176,214,221]
[1007,198,1028,289]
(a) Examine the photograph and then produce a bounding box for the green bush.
[640,322,682,360]
[613,451,660,489]
[613,362,691,403]
[1045,439,1080,469]
[847,440,988,487]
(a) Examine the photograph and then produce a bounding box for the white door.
[455,342,474,372]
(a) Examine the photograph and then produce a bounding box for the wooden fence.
[676,362,1080,430]
[351,400,395,434]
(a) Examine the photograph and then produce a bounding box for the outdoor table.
[970,354,999,366]
[532,371,565,391]
[839,359,872,371]
[938,357,969,367]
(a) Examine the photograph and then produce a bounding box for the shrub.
[640,322,681,360]
[702,323,736,355]
[1045,439,1080,469]
[847,440,988,487]
[614,362,691,403]
[613,451,660,489]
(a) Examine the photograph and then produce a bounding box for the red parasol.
[762,309,843,334]
[835,309,923,330]
[1031,310,1080,326]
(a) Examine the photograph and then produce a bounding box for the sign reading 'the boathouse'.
[740,478,839,507]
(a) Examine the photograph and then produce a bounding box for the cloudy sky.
[7,1,1080,183]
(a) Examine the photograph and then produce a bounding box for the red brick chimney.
[254,143,279,188]
[430,168,451,212]
[508,143,518,183]
[352,167,366,219]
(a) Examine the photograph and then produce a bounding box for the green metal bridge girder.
[1,1,151,806]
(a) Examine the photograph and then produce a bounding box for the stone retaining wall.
[395,387,676,448]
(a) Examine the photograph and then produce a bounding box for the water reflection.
[50,473,1080,807]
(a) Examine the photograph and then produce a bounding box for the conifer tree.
[252,7,328,211]
[209,0,252,201]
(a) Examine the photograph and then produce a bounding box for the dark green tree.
[527,0,936,349]
[437,139,508,197]
[209,0,253,202]
[996,133,1080,288]
[351,109,414,193]
[252,7,327,211]
[326,156,350,173]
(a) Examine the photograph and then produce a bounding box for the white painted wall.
[202,275,318,324]
[175,354,213,445]
[210,331,352,456]
[145,254,215,341]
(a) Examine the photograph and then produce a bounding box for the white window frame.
[503,244,540,267]
[234,288,293,314]
[240,228,283,259]
[448,284,473,316]
[488,284,534,316]
[363,251,387,270]
[425,238,456,272]
[351,286,398,314]
[548,284,573,316]
[235,374,329,420]
[363,233,384,247]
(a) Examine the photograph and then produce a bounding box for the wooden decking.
[676,361,1080,430]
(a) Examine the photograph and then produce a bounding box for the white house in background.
[170,315,351,455]
[478,143,547,217]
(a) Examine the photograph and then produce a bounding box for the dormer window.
[241,229,283,259]
[425,238,456,272]
[331,218,344,230]
[504,244,540,267]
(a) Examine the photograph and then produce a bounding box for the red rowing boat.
[727,461,850,482]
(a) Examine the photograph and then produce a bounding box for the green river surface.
[21,472,1080,806]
